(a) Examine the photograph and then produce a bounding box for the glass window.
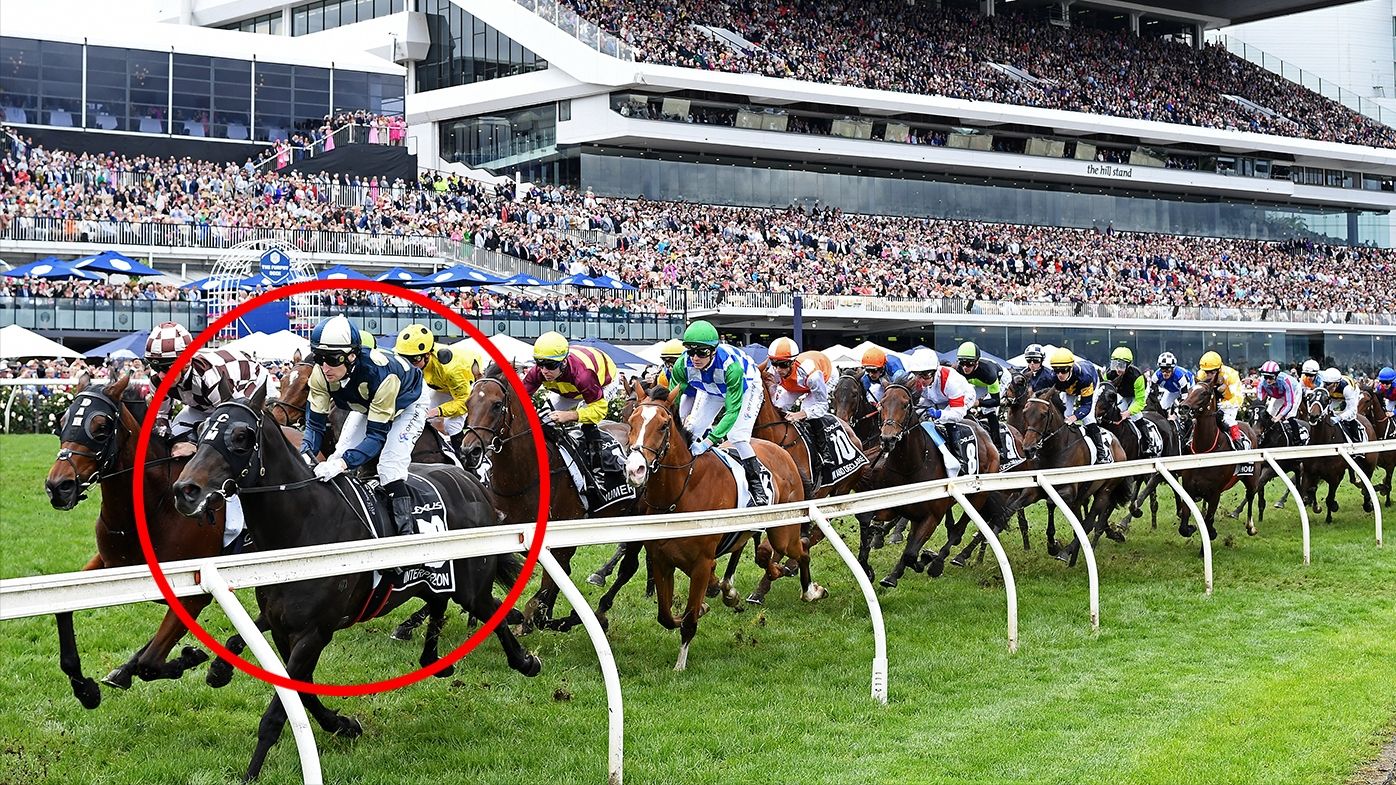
[172,53,212,136]
[293,7,308,36]
[127,49,169,134]
[292,65,330,133]
[85,45,130,131]
[254,62,293,141]
[212,57,251,139]
[323,2,340,30]
[307,2,324,34]
[415,1,545,92]
[332,68,370,113]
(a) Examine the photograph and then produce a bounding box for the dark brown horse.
[1095,381,1181,533]
[621,384,818,670]
[1358,389,1393,507]
[1175,384,1264,539]
[865,383,1006,587]
[172,385,540,781]
[43,373,222,708]
[830,371,881,448]
[1299,405,1377,523]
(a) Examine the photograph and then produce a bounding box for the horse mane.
[641,387,691,449]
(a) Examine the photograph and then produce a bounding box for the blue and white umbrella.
[406,264,508,289]
[180,275,236,291]
[374,267,421,284]
[73,250,160,276]
[318,265,372,281]
[3,257,102,281]
[503,272,556,287]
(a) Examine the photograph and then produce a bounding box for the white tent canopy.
[0,324,83,359]
[451,333,534,368]
[221,330,312,362]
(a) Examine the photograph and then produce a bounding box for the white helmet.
[1156,352,1176,368]
[902,350,939,374]
[1301,359,1321,376]
[1318,367,1342,384]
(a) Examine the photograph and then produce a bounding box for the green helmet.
[682,320,720,347]
[956,341,980,361]
[1111,346,1134,363]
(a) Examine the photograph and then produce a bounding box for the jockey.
[664,319,768,505]
[901,350,972,477]
[1023,343,1057,392]
[767,337,836,482]
[1376,367,1396,417]
[394,324,477,453]
[655,338,685,389]
[145,321,267,548]
[1256,360,1304,439]
[1106,347,1148,422]
[1196,351,1250,451]
[301,315,427,538]
[955,341,1009,453]
[1149,352,1194,415]
[1048,347,1109,461]
[523,331,625,506]
[1299,359,1321,390]
[860,346,904,403]
[1318,367,1364,445]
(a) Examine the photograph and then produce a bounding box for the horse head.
[876,382,918,453]
[1018,389,1066,459]
[624,381,684,490]
[173,381,270,517]
[831,372,871,425]
[1093,380,1122,425]
[267,361,314,427]
[46,373,140,510]
[459,364,519,471]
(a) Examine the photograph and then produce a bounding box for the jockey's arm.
[301,365,333,458]
[434,356,473,419]
[1128,374,1147,416]
[1070,389,1092,421]
[800,370,830,418]
[705,362,749,445]
[342,374,400,469]
[572,369,609,425]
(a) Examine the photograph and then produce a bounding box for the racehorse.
[1094,381,1180,532]
[864,383,1006,587]
[1017,389,1131,566]
[1298,404,1377,523]
[41,373,220,708]
[1174,383,1264,540]
[171,383,540,781]
[1358,389,1393,507]
[456,364,626,632]
[619,383,820,670]
[830,371,881,448]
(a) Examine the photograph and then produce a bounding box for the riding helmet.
[310,315,361,353]
[1048,347,1076,370]
[533,331,570,362]
[769,337,799,361]
[145,321,194,364]
[682,320,720,348]
[395,324,435,357]
[1198,351,1223,372]
[956,341,980,362]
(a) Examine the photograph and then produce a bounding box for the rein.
[632,402,699,513]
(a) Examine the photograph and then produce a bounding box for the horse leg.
[880,513,936,589]
[856,515,877,582]
[888,518,907,545]
[244,630,360,783]
[1018,508,1030,551]
[390,603,432,641]
[1045,503,1060,556]
[653,555,681,631]
[419,597,454,678]
[587,543,630,587]
[523,546,575,629]
[55,610,102,709]
[208,614,270,688]
[951,529,984,568]
[675,557,715,672]
[132,596,215,683]
[929,513,968,578]
[714,546,744,599]
[1325,480,1340,524]
[761,525,824,602]
[466,588,542,678]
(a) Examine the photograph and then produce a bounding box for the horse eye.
[227,424,255,453]
[493,401,505,412]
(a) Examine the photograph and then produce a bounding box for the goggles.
[771,359,794,370]
[312,350,353,368]
[684,344,716,358]
[536,358,564,371]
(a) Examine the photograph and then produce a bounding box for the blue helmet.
[1379,367,1396,384]
[310,315,361,354]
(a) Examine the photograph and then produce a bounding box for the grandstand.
[1,0,1394,370]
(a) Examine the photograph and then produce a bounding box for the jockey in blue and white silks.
[1149,351,1195,413]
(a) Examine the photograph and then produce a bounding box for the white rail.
[1,438,1392,785]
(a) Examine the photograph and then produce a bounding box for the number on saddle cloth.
[943,422,980,475]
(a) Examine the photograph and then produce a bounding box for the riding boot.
[741,456,771,507]
[806,416,828,486]
[449,431,465,459]
[1086,423,1108,463]
[385,479,415,538]
[985,409,1005,455]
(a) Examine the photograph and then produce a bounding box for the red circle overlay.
[133,278,551,696]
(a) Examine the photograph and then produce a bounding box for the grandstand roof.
[1012,0,1369,26]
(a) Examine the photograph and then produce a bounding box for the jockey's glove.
[691,440,712,456]
[314,456,347,482]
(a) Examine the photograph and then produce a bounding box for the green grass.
[1,432,1393,785]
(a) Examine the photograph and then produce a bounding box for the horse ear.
[292,348,303,363]
[631,378,646,401]
[105,372,132,400]
[470,358,481,379]
[248,378,268,411]
[116,397,142,437]
[73,371,91,394]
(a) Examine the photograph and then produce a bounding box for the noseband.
[1020,397,1067,456]
[459,377,527,470]
[630,402,698,513]
[877,384,917,448]
[55,390,127,499]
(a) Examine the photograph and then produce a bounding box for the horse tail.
[495,551,523,592]
[978,490,1013,534]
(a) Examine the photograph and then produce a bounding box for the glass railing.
[510,0,636,61]
[1212,35,1395,129]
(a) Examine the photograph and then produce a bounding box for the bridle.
[266,361,313,426]
[55,389,177,502]
[630,401,698,513]
[876,384,918,451]
[1020,396,1068,459]
[459,377,533,469]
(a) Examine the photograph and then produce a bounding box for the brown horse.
[1298,404,1378,523]
[42,373,223,708]
[623,384,819,670]
[1358,389,1394,507]
[1017,389,1132,565]
[1175,384,1264,539]
[865,383,1006,587]
[830,371,881,448]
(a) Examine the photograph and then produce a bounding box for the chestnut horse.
[621,384,819,670]
[1175,383,1264,540]
[1358,389,1393,507]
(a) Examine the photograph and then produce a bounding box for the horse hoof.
[1130,507,1143,519]
[432,663,455,679]
[74,678,102,709]
[781,564,798,578]
[744,594,764,606]
[334,717,364,738]
[1225,510,1239,520]
[101,668,132,691]
[389,625,415,642]
[1105,525,1126,543]
[927,556,945,579]
[1272,501,1285,510]
[870,532,886,550]
[705,584,721,599]
[521,655,543,678]
[586,573,607,588]
[1046,540,1061,556]
[802,584,828,602]
[888,531,904,545]
[1178,524,1197,538]
[1053,551,1072,564]
[878,576,898,589]
[950,556,968,568]
[722,591,741,609]
[1246,524,1257,537]
[181,646,210,669]
[207,660,234,689]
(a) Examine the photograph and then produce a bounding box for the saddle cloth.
[1082,427,1117,466]
[713,448,774,556]
[997,423,1024,468]
[797,416,869,487]
[555,426,637,512]
[343,471,457,594]
[1137,419,1165,459]
[1218,428,1256,477]
[941,421,981,475]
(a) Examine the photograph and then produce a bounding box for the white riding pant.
[771,385,829,419]
[1219,404,1240,429]
[424,388,466,436]
[681,385,761,460]
[331,390,429,485]
[1158,388,1181,412]
[1266,397,1298,420]
[171,405,244,545]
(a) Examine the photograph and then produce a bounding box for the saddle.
[940,421,980,475]
[341,471,458,593]
[795,415,868,488]
[555,425,636,512]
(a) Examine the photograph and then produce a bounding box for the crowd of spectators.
[562,0,1396,148]
[3,128,1395,315]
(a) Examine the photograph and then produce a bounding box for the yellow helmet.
[659,338,684,359]
[1048,347,1076,370]
[1199,351,1223,372]
[533,331,570,362]
[394,324,435,357]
